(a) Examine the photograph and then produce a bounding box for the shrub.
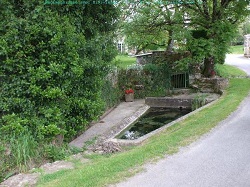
[0,4,110,142]
[0,1,119,182]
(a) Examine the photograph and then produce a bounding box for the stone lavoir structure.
[244,34,250,57]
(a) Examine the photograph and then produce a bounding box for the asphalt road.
[225,54,250,76]
[114,54,250,187]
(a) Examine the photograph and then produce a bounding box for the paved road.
[115,54,250,187]
[225,54,250,76]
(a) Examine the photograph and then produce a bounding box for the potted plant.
[125,88,134,102]
[210,70,216,78]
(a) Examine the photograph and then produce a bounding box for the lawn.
[229,45,244,54]
[215,64,247,78]
[37,65,250,187]
[113,55,136,69]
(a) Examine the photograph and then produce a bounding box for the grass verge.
[37,65,250,187]
[215,64,247,78]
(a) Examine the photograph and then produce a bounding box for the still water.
[117,107,191,140]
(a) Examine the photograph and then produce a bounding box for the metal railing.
[170,72,189,89]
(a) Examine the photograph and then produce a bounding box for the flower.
[125,89,134,94]
[211,70,216,76]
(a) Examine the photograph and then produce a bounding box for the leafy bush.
[118,63,170,98]
[0,2,118,142]
[0,1,119,182]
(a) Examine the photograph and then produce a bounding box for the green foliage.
[143,63,159,72]
[0,1,119,142]
[0,114,27,136]
[48,3,119,64]
[191,94,207,111]
[1,8,91,140]
[122,2,185,53]
[183,0,250,76]
[44,144,68,162]
[187,21,237,66]
[10,130,38,172]
[101,79,120,109]
[231,17,250,45]
[0,1,119,181]
[118,63,170,98]
[0,130,84,182]
[211,21,238,64]
[120,0,249,76]
[44,143,86,162]
[241,17,250,36]
[68,146,84,155]
[0,128,39,181]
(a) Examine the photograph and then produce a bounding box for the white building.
[244,34,250,57]
[116,36,127,54]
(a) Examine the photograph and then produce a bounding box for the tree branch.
[212,0,218,22]
[202,0,210,20]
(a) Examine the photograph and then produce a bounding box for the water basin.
[116,107,191,140]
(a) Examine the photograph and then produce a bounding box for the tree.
[122,1,187,54]
[121,0,249,76]
[0,0,119,141]
[181,0,250,77]
[242,17,250,35]
[232,17,250,45]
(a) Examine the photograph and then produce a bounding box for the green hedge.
[0,2,117,142]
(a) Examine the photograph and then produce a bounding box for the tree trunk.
[166,30,174,52]
[202,56,215,77]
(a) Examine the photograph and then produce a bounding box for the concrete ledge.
[145,97,192,109]
[103,104,150,140]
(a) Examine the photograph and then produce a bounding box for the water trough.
[108,96,218,146]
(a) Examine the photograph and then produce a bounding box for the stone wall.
[190,77,228,94]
